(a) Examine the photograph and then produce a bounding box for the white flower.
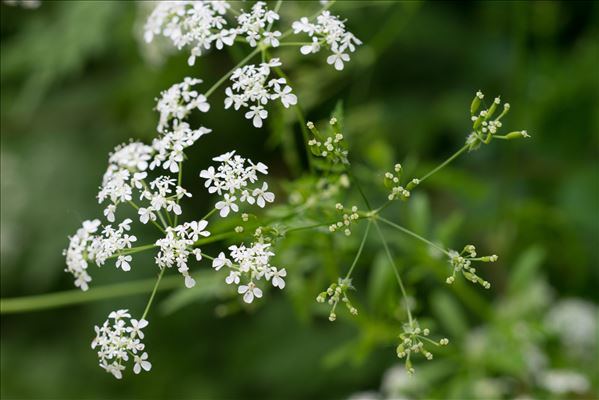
[327,49,350,71]
[116,255,132,272]
[300,37,320,55]
[129,318,149,339]
[133,352,152,374]
[245,105,268,128]
[238,282,263,303]
[225,270,240,285]
[262,31,281,47]
[212,251,231,271]
[252,182,275,208]
[187,220,210,241]
[271,268,287,289]
[138,207,156,224]
[104,204,116,222]
[215,193,238,217]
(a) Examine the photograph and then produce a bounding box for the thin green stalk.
[204,48,261,98]
[174,162,183,226]
[419,144,469,183]
[345,221,371,279]
[373,220,413,325]
[375,215,450,256]
[266,52,315,173]
[141,267,166,320]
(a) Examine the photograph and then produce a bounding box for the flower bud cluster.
[467,91,529,150]
[383,164,417,201]
[396,321,449,374]
[91,309,151,379]
[445,244,497,289]
[316,278,358,321]
[306,117,349,165]
[328,203,360,236]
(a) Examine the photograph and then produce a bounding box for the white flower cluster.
[144,1,232,66]
[63,219,101,291]
[150,121,211,173]
[63,219,137,290]
[212,242,286,303]
[144,1,283,66]
[156,77,210,132]
[292,11,362,70]
[91,309,151,379]
[235,1,281,48]
[224,58,297,128]
[155,220,209,288]
[138,175,190,224]
[200,150,274,217]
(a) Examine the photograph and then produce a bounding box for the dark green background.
[1,1,597,399]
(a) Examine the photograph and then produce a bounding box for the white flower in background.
[292,10,362,70]
[155,220,211,287]
[539,370,590,395]
[545,299,597,355]
[210,242,285,303]
[224,59,297,128]
[91,310,151,379]
[156,77,209,132]
[200,151,273,213]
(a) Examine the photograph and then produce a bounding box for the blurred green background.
[1,1,598,399]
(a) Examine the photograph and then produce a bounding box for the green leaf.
[430,290,468,337]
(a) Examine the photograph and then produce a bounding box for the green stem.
[174,162,183,226]
[204,48,261,98]
[141,267,166,320]
[345,221,371,279]
[1,273,184,314]
[375,215,450,256]
[419,144,469,183]
[373,220,413,325]
[266,51,315,173]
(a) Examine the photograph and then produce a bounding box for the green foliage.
[1,1,598,399]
